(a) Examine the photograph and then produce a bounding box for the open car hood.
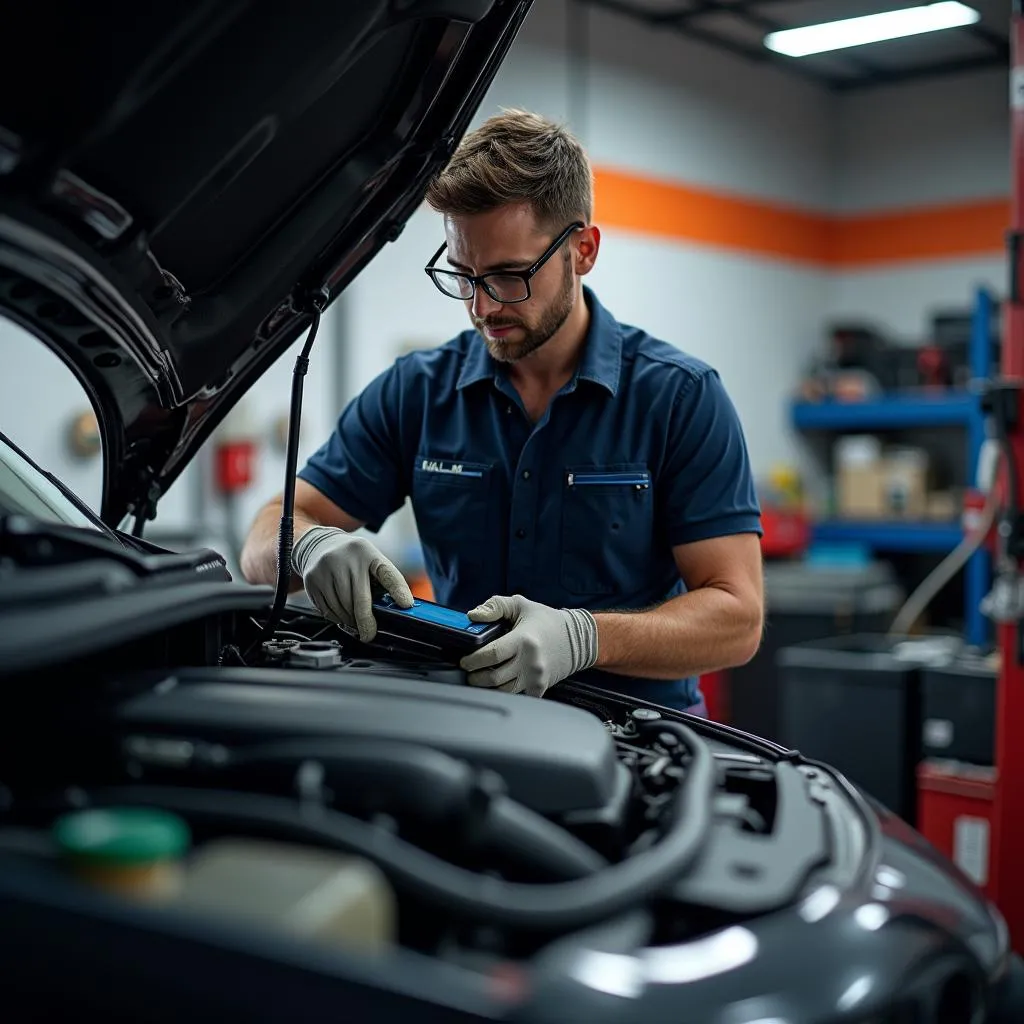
[0,1,532,527]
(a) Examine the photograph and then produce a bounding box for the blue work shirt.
[299,286,762,710]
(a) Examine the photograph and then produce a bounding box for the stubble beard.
[475,259,575,364]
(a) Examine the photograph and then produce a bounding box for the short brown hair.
[424,109,593,228]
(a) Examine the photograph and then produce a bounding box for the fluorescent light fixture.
[765,1,980,57]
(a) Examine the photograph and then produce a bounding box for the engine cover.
[106,667,624,815]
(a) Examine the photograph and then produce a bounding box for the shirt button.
[515,528,526,539]
[521,470,531,480]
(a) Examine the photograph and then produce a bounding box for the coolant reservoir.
[53,810,395,953]
[173,838,395,954]
[53,807,190,902]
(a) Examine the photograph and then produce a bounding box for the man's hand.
[291,526,414,642]
[459,595,599,697]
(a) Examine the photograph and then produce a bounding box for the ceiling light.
[764,2,980,57]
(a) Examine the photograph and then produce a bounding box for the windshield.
[0,430,100,530]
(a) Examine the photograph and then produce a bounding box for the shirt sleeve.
[660,368,763,547]
[297,363,408,533]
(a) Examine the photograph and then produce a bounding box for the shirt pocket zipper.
[567,470,650,490]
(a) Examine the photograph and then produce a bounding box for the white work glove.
[291,526,414,642]
[459,594,599,697]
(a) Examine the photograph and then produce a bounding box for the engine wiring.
[236,612,339,665]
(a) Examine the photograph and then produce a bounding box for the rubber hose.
[221,738,606,880]
[484,797,608,880]
[86,719,714,931]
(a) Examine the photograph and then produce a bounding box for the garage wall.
[828,67,1008,338]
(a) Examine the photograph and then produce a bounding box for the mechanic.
[240,109,764,714]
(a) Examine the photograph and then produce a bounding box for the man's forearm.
[239,500,321,587]
[593,587,763,680]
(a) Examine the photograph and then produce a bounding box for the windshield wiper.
[0,428,121,543]
[38,467,123,545]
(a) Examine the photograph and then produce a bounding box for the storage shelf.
[791,393,976,431]
[810,520,963,552]
[790,288,995,647]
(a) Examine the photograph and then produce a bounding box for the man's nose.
[471,285,503,320]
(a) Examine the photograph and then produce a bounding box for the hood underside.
[0,1,532,526]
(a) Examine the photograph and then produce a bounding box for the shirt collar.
[456,286,622,396]
[576,287,622,396]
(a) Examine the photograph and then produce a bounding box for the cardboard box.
[834,436,885,519]
[833,440,931,521]
[837,464,886,519]
[883,448,928,519]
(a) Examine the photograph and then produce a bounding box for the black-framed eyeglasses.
[424,221,584,304]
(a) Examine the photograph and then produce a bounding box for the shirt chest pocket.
[561,464,655,596]
[411,458,492,580]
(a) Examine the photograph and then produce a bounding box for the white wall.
[834,69,1009,213]
[829,256,1006,339]
[581,7,836,211]
[828,67,1009,341]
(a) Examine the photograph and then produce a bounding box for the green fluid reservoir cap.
[53,807,190,866]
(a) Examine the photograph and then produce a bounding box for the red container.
[700,671,728,723]
[917,759,996,898]
[759,508,809,559]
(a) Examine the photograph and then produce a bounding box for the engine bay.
[0,576,873,974]
[4,547,1021,1024]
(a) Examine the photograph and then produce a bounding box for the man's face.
[443,204,577,364]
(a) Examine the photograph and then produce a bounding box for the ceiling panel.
[764,0,954,24]
[580,0,1010,89]
[688,10,772,45]
[599,0,698,13]
[840,26,997,67]
[796,51,880,77]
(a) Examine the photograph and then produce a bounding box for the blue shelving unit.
[792,393,977,431]
[790,287,995,647]
[810,521,964,553]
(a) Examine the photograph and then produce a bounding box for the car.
[0,3,1021,1022]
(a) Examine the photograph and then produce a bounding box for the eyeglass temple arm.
[425,239,448,271]
[524,221,586,276]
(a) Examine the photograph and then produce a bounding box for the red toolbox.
[917,759,996,898]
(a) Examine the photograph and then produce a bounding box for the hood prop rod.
[262,288,329,642]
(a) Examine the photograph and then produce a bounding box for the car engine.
[0,555,1015,1022]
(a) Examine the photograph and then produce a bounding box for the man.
[240,109,764,713]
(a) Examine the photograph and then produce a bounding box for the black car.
[0,3,1020,1022]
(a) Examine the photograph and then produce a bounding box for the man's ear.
[575,224,600,276]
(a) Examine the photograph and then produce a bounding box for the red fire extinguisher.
[214,402,258,495]
[215,439,256,494]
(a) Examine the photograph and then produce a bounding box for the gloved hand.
[459,594,599,697]
[291,526,414,642]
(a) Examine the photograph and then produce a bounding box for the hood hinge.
[291,283,331,317]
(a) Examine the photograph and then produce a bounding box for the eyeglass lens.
[432,272,529,303]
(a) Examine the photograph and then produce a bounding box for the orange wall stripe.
[593,166,1009,268]
[831,198,1010,266]
[594,166,831,265]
